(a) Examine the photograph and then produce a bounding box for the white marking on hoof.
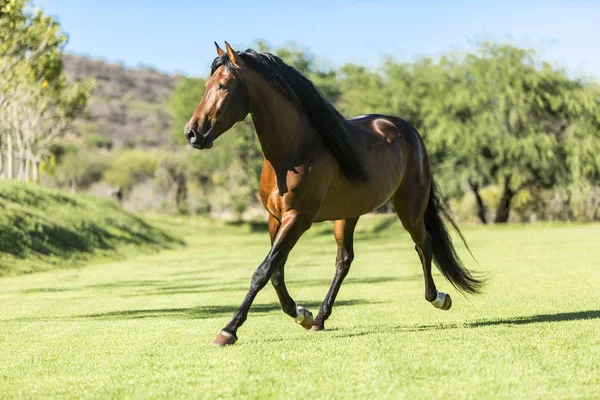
[431,292,451,310]
[294,305,314,329]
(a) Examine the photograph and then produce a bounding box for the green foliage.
[1,0,94,183]
[422,43,599,193]
[167,76,206,145]
[53,150,110,190]
[0,180,182,275]
[47,140,79,163]
[83,133,113,150]
[259,41,341,102]
[103,150,159,193]
[0,0,65,82]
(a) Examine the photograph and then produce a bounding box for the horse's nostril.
[186,130,197,143]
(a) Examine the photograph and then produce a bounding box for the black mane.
[211,49,367,182]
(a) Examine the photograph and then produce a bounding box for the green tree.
[0,0,93,181]
[155,153,189,214]
[420,43,599,222]
[256,41,340,102]
[166,76,206,145]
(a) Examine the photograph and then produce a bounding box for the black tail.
[424,180,486,294]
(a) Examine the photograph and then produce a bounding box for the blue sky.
[34,0,600,78]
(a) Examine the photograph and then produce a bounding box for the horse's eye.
[218,83,228,91]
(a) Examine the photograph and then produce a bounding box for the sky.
[34,0,600,79]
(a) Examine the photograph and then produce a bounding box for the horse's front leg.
[212,210,313,346]
[267,214,314,329]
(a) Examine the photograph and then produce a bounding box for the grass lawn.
[0,216,599,399]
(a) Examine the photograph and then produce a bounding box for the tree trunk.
[564,189,574,221]
[7,133,13,179]
[32,159,39,183]
[17,149,26,181]
[173,175,188,213]
[24,155,30,182]
[468,179,488,224]
[0,132,3,179]
[494,176,515,223]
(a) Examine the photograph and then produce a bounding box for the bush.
[53,150,111,190]
[83,134,113,150]
[48,140,79,163]
[103,150,160,194]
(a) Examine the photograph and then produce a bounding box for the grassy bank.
[0,181,182,276]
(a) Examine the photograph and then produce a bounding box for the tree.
[166,76,206,145]
[155,153,189,214]
[419,43,599,223]
[0,0,93,182]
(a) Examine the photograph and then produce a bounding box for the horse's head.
[185,42,250,149]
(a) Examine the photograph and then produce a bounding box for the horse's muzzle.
[185,125,213,149]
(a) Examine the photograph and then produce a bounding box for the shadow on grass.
[224,220,269,233]
[464,310,600,327]
[286,275,421,286]
[114,275,419,297]
[22,275,421,298]
[325,310,600,340]
[76,299,377,320]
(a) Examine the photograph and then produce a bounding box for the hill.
[0,181,183,276]
[62,54,179,148]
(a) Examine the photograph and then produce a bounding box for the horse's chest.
[259,160,325,217]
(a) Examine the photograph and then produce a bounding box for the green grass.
[0,215,599,399]
[0,181,182,276]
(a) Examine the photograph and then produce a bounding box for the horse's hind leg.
[391,190,452,310]
[268,214,314,329]
[311,217,359,331]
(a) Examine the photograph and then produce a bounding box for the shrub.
[53,150,111,190]
[103,150,160,194]
[83,134,113,150]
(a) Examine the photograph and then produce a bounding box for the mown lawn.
[0,216,598,399]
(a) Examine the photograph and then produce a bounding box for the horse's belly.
[313,174,400,222]
[313,144,403,222]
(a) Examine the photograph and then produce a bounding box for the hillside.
[0,181,183,276]
[62,54,179,148]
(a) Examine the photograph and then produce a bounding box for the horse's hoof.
[212,330,237,346]
[310,325,324,331]
[431,292,452,311]
[294,305,314,330]
[441,293,452,310]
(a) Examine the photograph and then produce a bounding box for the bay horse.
[185,42,484,346]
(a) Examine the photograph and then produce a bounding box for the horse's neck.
[248,81,319,167]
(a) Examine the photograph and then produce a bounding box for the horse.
[185,42,485,346]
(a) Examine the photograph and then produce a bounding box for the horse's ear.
[225,41,244,69]
[214,42,225,57]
